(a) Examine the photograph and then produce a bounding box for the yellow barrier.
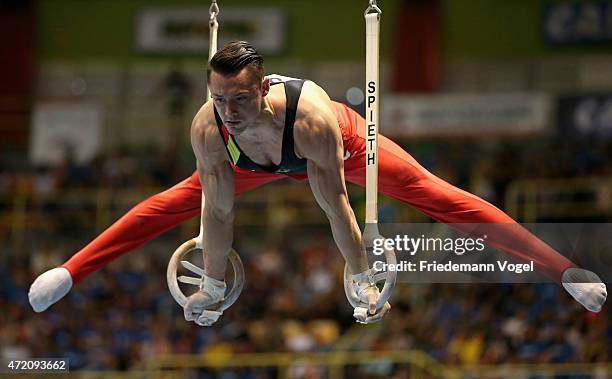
[3,353,610,379]
[506,176,612,222]
[5,175,612,245]
[145,351,610,379]
[147,350,450,379]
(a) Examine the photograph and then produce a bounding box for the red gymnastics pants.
[62,102,576,285]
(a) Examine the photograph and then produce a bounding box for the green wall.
[36,0,400,62]
[442,0,612,59]
[36,0,612,63]
[442,0,542,59]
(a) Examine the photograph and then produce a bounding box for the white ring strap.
[364,10,381,224]
[198,0,221,247]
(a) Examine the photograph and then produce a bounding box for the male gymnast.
[29,41,607,325]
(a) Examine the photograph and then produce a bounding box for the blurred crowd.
[1,108,611,377]
[0,228,610,376]
[0,144,192,194]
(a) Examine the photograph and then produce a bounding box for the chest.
[234,127,285,166]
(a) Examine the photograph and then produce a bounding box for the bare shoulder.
[298,80,336,117]
[191,101,228,168]
[294,81,342,162]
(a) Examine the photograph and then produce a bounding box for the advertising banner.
[543,1,612,45]
[380,93,551,137]
[30,102,102,166]
[136,7,285,54]
[558,94,612,138]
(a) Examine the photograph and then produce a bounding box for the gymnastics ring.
[167,238,245,312]
[343,230,397,311]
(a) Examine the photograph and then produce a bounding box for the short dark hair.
[207,41,264,83]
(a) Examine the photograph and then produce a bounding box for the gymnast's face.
[209,67,270,136]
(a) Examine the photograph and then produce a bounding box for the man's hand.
[352,269,391,324]
[353,285,391,324]
[184,275,226,326]
[184,290,223,326]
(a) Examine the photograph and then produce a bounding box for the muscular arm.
[296,89,368,275]
[191,112,235,281]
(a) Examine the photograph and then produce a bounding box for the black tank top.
[214,74,308,174]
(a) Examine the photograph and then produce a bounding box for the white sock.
[562,268,607,313]
[28,267,73,312]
